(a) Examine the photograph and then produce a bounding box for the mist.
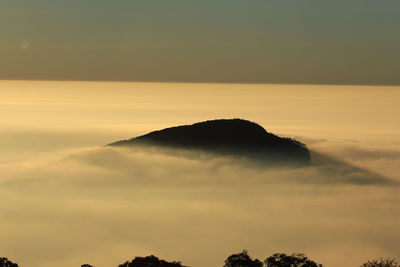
[0,81,399,267]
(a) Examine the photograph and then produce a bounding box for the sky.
[0,81,400,267]
[1,0,400,84]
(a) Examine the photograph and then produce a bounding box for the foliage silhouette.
[360,258,400,267]
[118,255,188,267]
[0,258,18,267]
[224,250,263,267]
[109,119,310,166]
[265,253,322,267]
[3,252,398,267]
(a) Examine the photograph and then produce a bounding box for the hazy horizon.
[3,79,400,87]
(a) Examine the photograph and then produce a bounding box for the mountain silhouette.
[109,119,310,165]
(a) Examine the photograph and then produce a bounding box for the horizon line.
[1,78,399,87]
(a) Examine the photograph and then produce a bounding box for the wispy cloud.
[1,143,399,267]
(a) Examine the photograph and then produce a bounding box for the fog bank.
[0,81,399,267]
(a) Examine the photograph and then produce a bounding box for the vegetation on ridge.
[3,251,399,267]
[109,119,311,165]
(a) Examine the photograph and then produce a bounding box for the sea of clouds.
[0,128,399,267]
[1,82,399,267]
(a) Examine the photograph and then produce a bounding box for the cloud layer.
[0,82,399,267]
[1,142,399,267]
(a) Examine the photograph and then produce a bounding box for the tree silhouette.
[360,258,399,267]
[81,265,95,267]
[224,250,263,267]
[118,255,188,267]
[265,253,322,267]
[0,258,19,267]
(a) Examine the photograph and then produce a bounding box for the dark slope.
[109,119,311,165]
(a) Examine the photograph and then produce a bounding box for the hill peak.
[109,119,310,165]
